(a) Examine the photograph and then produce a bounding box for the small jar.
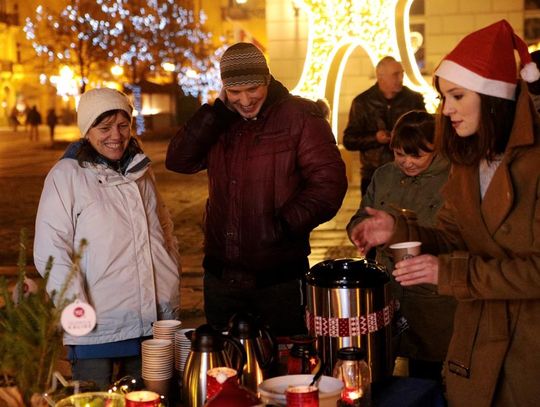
[287,335,320,375]
[333,347,371,407]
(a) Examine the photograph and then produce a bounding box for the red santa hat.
[434,19,540,100]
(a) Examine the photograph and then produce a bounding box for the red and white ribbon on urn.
[306,300,398,337]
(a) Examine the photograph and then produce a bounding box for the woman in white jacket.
[34,88,181,389]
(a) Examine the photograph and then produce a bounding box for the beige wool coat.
[390,82,540,406]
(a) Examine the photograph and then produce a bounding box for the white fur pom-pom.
[216,371,229,384]
[521,62,540,83]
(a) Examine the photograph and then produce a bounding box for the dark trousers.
[408,359,443,383]
[71,356,141,390]
[203,272,307,337]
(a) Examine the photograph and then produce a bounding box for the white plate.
[258,374,343,407]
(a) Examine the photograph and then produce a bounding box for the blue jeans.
[71,356,141,390]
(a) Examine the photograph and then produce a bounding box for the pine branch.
[0,229,87,403]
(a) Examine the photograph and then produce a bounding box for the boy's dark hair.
[390,110,435,156]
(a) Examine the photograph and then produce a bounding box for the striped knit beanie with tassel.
[220,42,270,88]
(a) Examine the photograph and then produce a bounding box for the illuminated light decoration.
[50,66,79,98]
[395,0,438,111]
[291,0,439,136]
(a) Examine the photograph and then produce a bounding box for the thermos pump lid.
[228,312,258,339]
[305,258,389,288]
[187,324,224,352]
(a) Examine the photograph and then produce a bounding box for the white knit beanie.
[77,88,133,137]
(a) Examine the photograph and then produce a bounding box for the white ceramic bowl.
[258,374,343,407]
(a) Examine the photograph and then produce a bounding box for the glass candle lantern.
[333,347,371,407]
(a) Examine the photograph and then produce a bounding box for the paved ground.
[0,124,361,328]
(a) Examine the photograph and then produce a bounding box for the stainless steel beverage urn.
[305,258,394,384]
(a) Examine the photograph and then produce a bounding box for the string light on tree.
[179,45,227,104]
[24,0,221,98]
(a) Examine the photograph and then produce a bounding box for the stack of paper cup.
[142,338,174,395]
[174,327,194,376]
[152,319,182,342]
[153,320,182,374]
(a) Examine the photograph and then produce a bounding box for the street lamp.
[161,62,178,126]
[162,62,176,73]
[110,64,124,77]
[162,61,178,84]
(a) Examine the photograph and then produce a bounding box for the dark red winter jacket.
[166,78,347,284]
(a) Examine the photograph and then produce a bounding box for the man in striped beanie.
[166,42,348,337]
[220,42,270,89]
[217,42,271,119]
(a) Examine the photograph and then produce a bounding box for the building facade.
[0,0,21,126]
[1,0,530,130]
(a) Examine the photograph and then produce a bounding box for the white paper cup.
[153,320,182,338]
[142,378,172,396]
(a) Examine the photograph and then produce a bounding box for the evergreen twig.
[0,229,86,403]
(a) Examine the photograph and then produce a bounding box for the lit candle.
[337,387,365,406]
[125,390,161,407]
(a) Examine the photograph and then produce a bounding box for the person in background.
[347,110,455,383]
[315,98,331,122]
[46,108,58,146]
[349,20,540,405]
[26,105,42,142]
[9,107,19,132]
[22,105,30,132]
[166,42,347,336]
[343,56,426,195]
[34,88,181,389]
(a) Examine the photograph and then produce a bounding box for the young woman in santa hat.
[348,20,540,406]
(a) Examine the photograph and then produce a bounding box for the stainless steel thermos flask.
[182,324,246,407]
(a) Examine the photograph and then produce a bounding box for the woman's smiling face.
[438,77,482,137]
[86,111,131,161]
